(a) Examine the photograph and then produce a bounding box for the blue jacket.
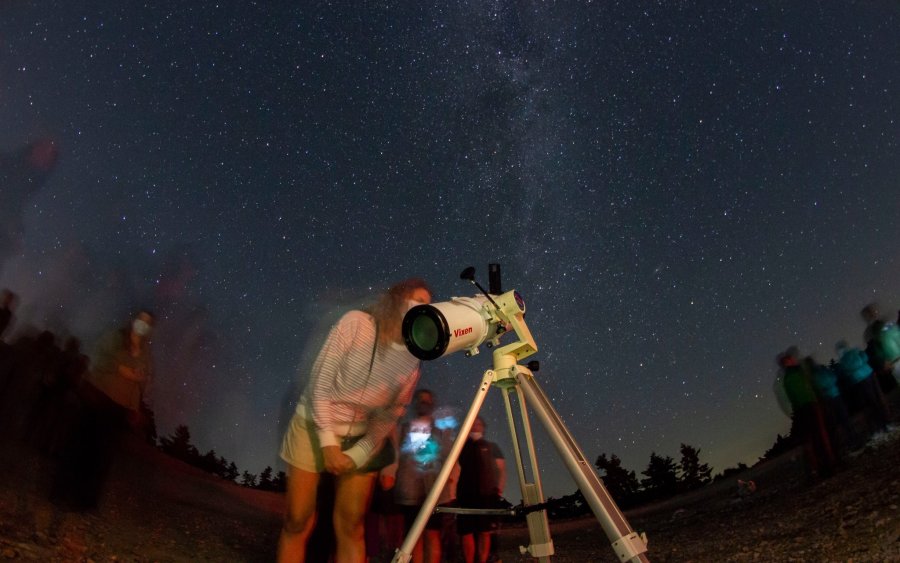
[812,365,841,399]
[838,348,873,384]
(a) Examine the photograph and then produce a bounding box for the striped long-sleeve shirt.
[299,310,421,468]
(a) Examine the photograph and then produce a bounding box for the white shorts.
[279,414,326,473]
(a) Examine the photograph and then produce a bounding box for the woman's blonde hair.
[366,277,431,349]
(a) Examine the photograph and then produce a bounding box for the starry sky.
[2,1,899,501]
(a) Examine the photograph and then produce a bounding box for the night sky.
[2,1,899,501]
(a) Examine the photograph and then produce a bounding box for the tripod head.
[402,265,537,362]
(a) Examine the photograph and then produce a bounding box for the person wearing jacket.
[836,340,891,438]
[774,347,834,479]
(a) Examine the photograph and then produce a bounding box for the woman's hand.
[322,445,356,475]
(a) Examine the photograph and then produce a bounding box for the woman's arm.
[342,364,420,469]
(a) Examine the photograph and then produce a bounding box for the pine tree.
[761,433,795,460]
[641,452,678,500]
[217,455,229,479]
[240,471,258,488]
[225,461,240,482]
[199,449,223,476]
[678,443,712,491]
[272,471,287,492]
[594,453,640,505]
[159,424,199,464]
[257,466,274,491]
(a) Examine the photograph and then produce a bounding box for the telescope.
[402,265,535,361]
[393,265,649,563]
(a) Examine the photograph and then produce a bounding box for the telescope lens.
[402,304,450,361]
[409,314,439,352]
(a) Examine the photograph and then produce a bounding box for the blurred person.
[861,303,881,344]
[0,329,61,437]
[365,457,404,561]
[277,278,432,563]
[58,337,90,391]
[393,389,458,563]
[456,416,506,563]
[30,336,89,455]
[433,405,463,562]
[51,310,155,511]
[874,321,900,383]
[773,347,834,480]
[836,340,891,439]
[808,356,860,456]
[19,330,63,439]
[860,303,899,393]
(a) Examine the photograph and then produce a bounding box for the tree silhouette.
[713,462,749,482]
[199,449,227,477]
[217,455,230,479]
[159,424,199,464]
[272,470,287,492]
[595,453,640,505]
[240,470,258,488]
[257,466,274,491]
[225,461,240,482]
[761,433,795,461]
[678,443,712,491]
[641,452,678,499]
[545,491,590,519]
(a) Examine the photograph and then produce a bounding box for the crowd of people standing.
[774,301,900,481]
[0,287,157,511]
[50,309,156,510]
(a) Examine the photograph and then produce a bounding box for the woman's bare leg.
[333,471,377,562]
[277,465,321,562]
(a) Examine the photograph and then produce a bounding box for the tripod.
[391,347,649,562]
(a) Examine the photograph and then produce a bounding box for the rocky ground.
[0,436,283,562]
[0,426,898,562]
[498,431,900,562]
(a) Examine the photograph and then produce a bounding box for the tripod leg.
[391,370,495,563]
[500,385,554,561]
[516,368,650,563]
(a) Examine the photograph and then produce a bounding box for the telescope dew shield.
[403,297,492,361]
